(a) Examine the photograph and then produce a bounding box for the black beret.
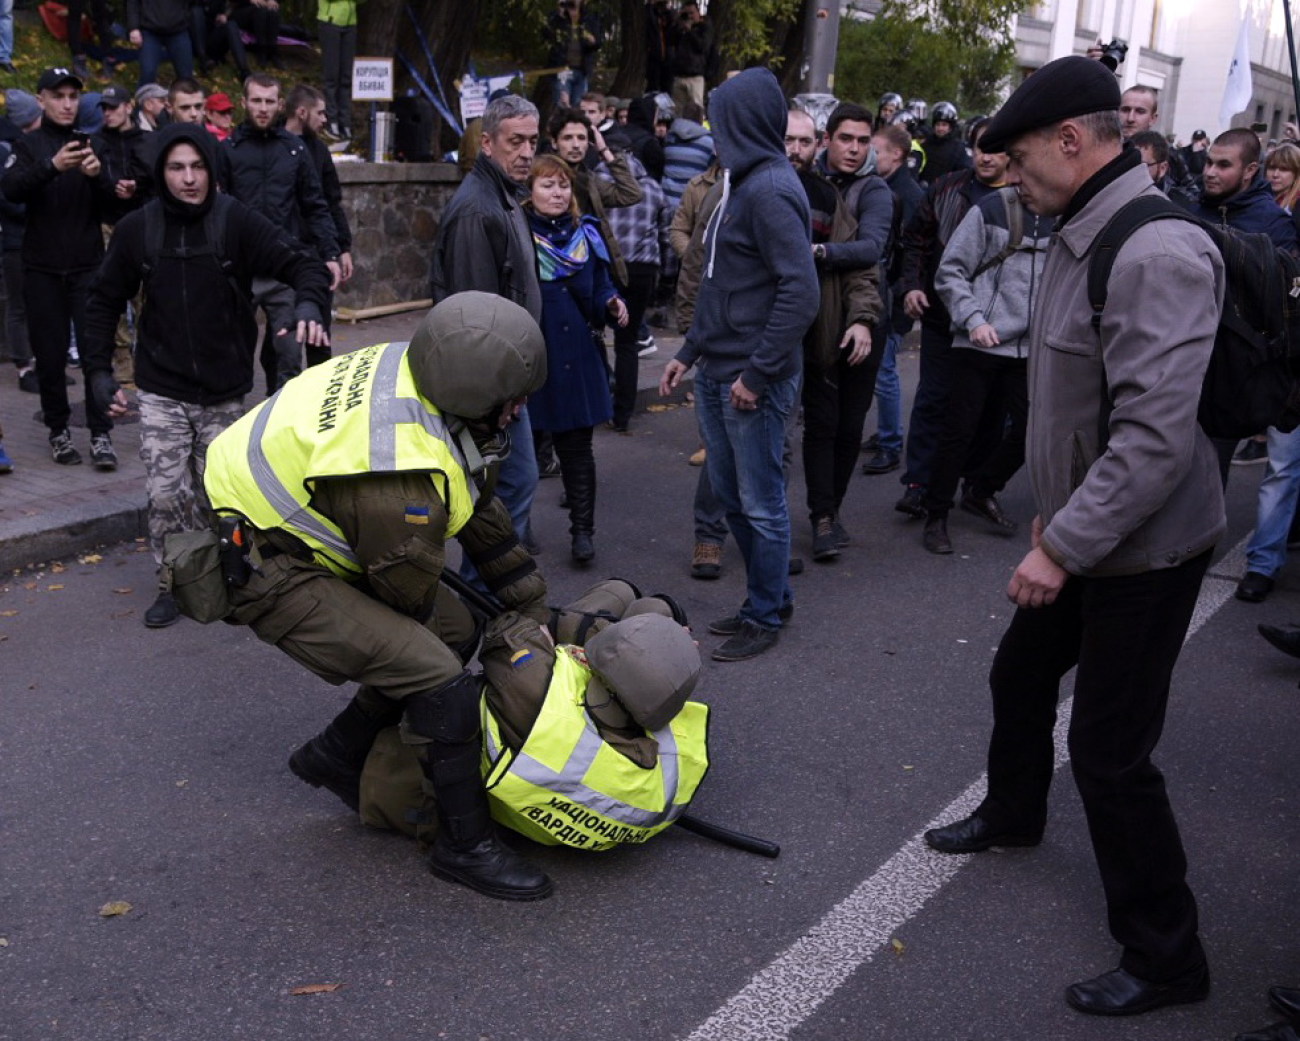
[980,55,1120,153]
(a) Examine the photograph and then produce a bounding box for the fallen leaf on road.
[51,563,65,573]
[0,938,9,947]
[646,404,672,412]
[113,588,134,595]
[891,937,905,956]
[98,901,133,917]
[0,610,17,617]
[47,585,64,591]
[290,983,344,995]
[79,554,103,565]
[175,780,188,788]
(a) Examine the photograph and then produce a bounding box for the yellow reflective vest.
[481,647,710,850]
[204,342,476,578]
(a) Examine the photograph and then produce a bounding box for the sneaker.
[538,455,561,478]
[690,541,722,580]
[1232,439,1268,465]
[831,517,849,548]
[144,592,180,628]
[49,429,81,466]
[861,432,880,453]
[0,440,12,473]
[708,603,794,635]
[895,484,926,519]
[18,368,37,393]
[688,446,707,466]
[636,334,658,357]
[711,619,779,662]
[89,433,117,471]
[71,58,91,83]
[812,515,840,562]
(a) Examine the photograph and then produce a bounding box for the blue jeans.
[873,331,903,453]
[138,28,194,87]
[553,69,588,107]
[459,404,538,587]
[0,0,13,62]
[695,372,797,630]
[1245,425,1300,577]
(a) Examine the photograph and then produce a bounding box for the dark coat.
[526,211,618,433]
[1191,173,1300,254]
[0,119,116,272]
[545,9,602,77]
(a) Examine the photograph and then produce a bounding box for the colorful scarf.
[531,213,610,282]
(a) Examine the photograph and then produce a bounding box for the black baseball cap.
[99,85,131,108]
[37,66,84,93]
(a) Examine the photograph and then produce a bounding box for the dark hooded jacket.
[623,95,665,181]
[82,124,330,405]
[1191,172,1300,254]
[674,68,818,392]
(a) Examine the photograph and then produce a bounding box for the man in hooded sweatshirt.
[80,123,331,629]
[660,67,818,663]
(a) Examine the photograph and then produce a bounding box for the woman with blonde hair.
[1266,142,1300,212]
[524,153,627,566]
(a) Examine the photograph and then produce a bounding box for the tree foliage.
[834,0,1022,114]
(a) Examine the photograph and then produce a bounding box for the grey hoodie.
[674,68,818,392]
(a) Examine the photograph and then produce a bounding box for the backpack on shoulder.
[1087,195,1300,440]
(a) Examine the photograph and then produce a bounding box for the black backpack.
[1087,195,1300,440]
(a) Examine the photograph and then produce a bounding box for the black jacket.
[0,118,26,252]
[223,122,340,259]
[624,96,665,181]
[670,19,712,77]
[93,123,147,223]
[127,0,188,35]
[544,10,602,77]
[0,119,115,272]
[295,129,352,254]
[919,132,971,186]
[83,125,330,405]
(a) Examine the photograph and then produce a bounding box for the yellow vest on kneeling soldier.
[204,340,478,579]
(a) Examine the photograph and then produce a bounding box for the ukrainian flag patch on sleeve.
[510,649,534,668]
[404,506,430,525]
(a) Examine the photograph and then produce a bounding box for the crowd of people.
[0,2,1299,1029]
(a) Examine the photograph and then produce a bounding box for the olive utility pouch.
[161,529,233,623]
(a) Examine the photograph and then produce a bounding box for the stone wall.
[333,162,464,311]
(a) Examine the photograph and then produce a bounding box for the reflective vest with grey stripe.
[481,647,710,850]
[203,342,476,578]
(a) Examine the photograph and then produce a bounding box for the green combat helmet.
[407,291,548,420]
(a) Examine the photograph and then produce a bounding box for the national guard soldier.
[202,292,555,901]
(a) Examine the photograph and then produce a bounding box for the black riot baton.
[438,568,781,859]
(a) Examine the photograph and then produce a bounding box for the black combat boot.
[288,689,402,811]
[407,673,553,901]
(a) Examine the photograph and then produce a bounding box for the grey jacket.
[934,188,1054,358]
[1030,161,1226,576]
[430,152,543,324]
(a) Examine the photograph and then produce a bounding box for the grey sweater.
[934,188,1054,358]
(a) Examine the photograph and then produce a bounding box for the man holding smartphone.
[1,66,118,468]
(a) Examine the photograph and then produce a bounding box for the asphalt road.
[2,389,1297,1041]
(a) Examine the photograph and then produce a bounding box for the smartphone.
[71,132,90,149]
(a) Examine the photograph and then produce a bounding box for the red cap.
[205,92,234,113]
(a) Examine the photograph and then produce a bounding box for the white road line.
[684,534,1250,1041]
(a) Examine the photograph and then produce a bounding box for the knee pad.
[403,671,480,744]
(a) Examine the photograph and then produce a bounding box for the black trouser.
[25,266,110,436]
[978,550,1211,982]
[552,426,595,536]
[900,322,954,488]
[801,333,883,522]
[190,6,251,77]
[923,351,1027,516]
[67,0,112,59]
[231,2,279,62]
[2,250,30,368]
[612,262,657,428]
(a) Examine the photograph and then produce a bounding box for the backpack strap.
[1087,195,1198,331]
[971,186,1028,279]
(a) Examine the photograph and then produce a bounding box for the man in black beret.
[924,54,1228,1017]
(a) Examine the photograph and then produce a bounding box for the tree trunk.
[774,0,810,95]
[608,0,647,97]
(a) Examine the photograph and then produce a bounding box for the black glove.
[88,370,120,416]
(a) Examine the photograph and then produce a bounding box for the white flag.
[1220,17,1254,127]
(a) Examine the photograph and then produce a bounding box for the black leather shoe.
[429,833,554,901]
[961,492,1018,534]
[1237,570,1275,602]
[1259,625,1300,660]
[923,515,953,555]
[144,592,180,628]
[708,603,793,635]
[712,619,779,662]
[895,484,926,518]
[862,448,900,475]
[1065,964,1210,1017]
[1270,985,1300,1021]
[1237,1023,1300,1041]
[924,814,1042,854]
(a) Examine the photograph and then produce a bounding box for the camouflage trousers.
[138,391,246,566]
